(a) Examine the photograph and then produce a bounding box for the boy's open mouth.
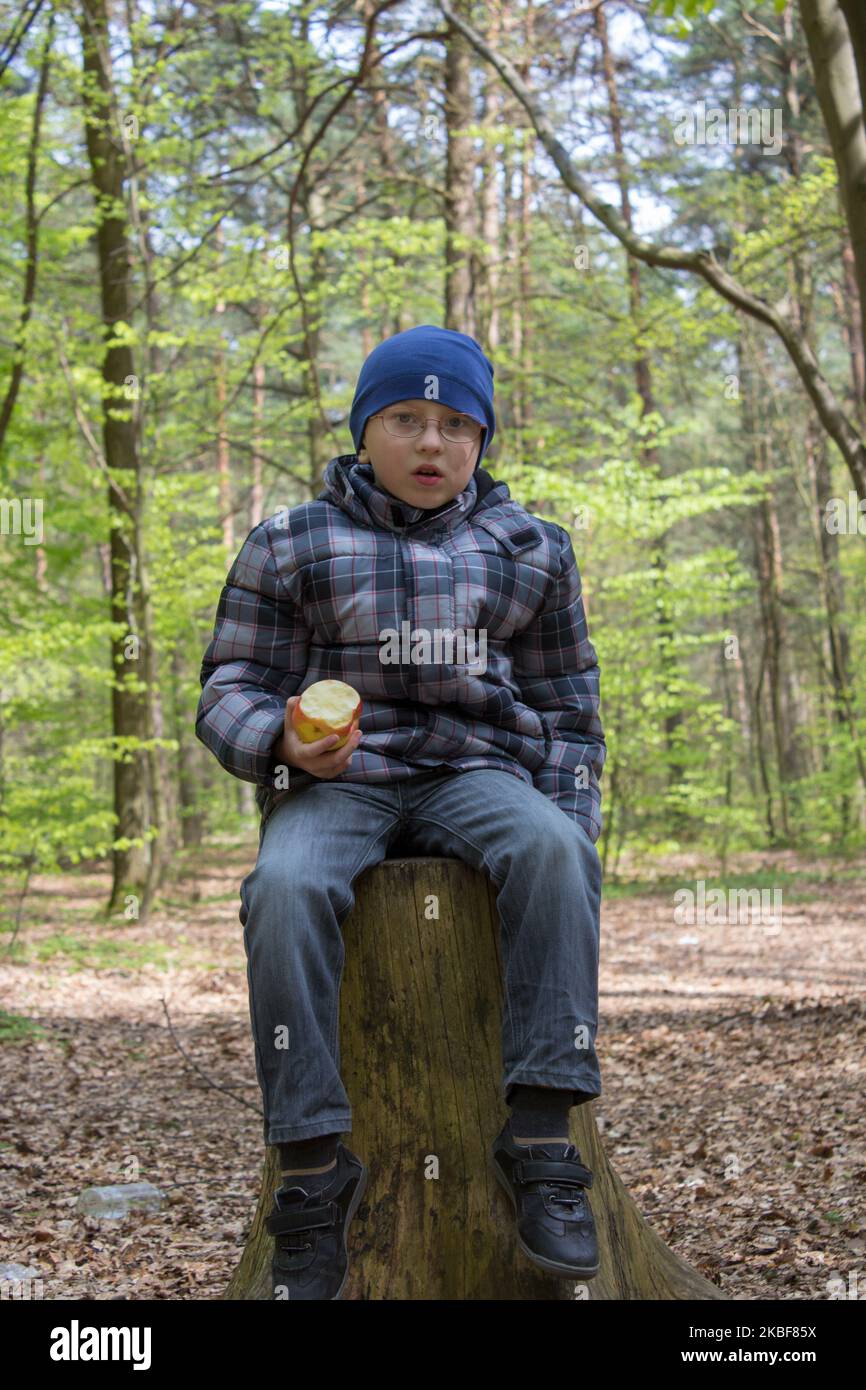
[412,466,443,478]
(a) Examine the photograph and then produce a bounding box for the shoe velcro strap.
[515,1160,593,1189]
[265,1202,336,1236]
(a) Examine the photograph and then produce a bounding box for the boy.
[196,324,605,1299]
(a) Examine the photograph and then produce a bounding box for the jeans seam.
[505,1070,601,1107]
[332,817,402,924]
[268,1116,353,1144]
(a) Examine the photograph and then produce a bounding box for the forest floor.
[1,833,864,1303]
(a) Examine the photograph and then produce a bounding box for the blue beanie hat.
[349,324,496,467]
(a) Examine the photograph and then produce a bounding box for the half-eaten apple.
[291,679,362,749]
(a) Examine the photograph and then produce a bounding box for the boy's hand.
[274,696,362,780]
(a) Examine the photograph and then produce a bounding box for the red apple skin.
[290,683,362,748]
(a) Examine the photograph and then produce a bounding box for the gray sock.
[508,1084,573,1144]
[277,1132,340,1186]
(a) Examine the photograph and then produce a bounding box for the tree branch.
[437,0,866,503]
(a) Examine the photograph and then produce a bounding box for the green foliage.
[649,0,787,24]
[0,1010,52,1046]
[0,0,863,922]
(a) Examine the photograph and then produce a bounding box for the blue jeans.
[238,767,603,1145]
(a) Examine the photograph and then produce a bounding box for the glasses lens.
[381,411,480,441]
[441,417,481,441]
[383,411,421,437]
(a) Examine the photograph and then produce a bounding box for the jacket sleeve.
[195,522,312,787]
[509,525,605,843]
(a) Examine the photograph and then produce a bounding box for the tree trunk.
[224,854,725,1301]
[802,0,866,414]
[171,642,206,849]
[835,236,866,432]
[120,0,178,909]
[443,0,478,337]
[739,327,793,842]
[595,1,686,827]
[805,422,866,828]
[0,13,53,453]
[477,1,504,355]
[78,0,153,913]
[780,25,866,832]
[215,220,234,555]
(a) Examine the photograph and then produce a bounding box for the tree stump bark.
[224,852,727,1300]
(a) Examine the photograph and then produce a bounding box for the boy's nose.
[417,421,444,448]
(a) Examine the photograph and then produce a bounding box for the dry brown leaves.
[0,836,863,1301]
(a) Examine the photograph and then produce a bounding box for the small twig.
[159,998,263,1118]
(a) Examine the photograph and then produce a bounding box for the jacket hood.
[318,454,509,535]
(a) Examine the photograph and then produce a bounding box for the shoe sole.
[489,1152,600,1280]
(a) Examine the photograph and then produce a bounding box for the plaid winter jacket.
[195,455,605,843]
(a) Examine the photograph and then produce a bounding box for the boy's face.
[358,398,483,508]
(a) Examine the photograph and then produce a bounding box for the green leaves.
[649,0,784,17]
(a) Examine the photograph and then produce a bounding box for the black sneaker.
[266,1141,368,1300]
[490,1121,599,1279]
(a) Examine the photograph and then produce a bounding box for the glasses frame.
[369,409,483,443]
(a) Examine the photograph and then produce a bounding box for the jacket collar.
[319,454,497,535]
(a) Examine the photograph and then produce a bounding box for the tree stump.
[224,852,727,1300]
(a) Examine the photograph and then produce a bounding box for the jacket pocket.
[473,515,543,557]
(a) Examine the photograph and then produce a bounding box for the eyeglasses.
[370,409,482,443]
